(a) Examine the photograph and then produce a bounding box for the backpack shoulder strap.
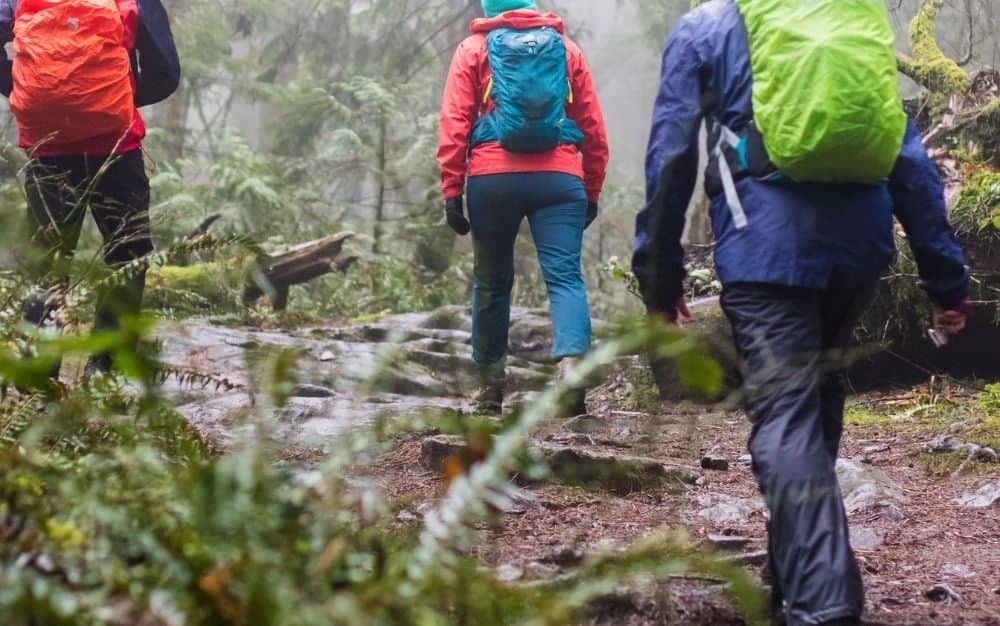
[0,0,13,97]
[133,0,180,107]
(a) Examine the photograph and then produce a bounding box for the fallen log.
[242,232,359,310]
[148,232,358,312]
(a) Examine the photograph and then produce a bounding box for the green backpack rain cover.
[735,0,907,184]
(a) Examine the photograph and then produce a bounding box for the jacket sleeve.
[0,0,14,98]
[565,41,609,204]
[632,17,704,312]
[889,121,970,309]
[437,38,481,201]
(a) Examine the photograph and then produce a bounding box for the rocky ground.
[158,307,1000,626]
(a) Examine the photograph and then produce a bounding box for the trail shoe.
[557,357,588,418]
[474,364,506,415]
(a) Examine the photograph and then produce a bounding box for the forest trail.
[158,309,1000,626]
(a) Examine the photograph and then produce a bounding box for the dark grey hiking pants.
[23,150,151,345]
[722,277,876,626]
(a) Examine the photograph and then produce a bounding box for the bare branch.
[957,0,975,67]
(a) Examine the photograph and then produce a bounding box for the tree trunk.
[373,111,388,255]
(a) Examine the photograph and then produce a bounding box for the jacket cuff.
[442,180,465,201]
[926,282,970,312]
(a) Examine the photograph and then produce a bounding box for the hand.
[649,297,692,326]
[585,201,598,229]
[933,304,967,337]
[445,196,470,236]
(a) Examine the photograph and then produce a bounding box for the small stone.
[294,384,339,398]
[318,350,335,362]
[942,563,975,579]
[495,564,524,583]
[416,502,435,516]
[923,435,965,454]
[419,435,468,473]
[957,481,1000,508]
[850,526,885,551]
[396,510,418,523]
[736,453,753,467]
[696,494,764,524]
[525,561,562,579]
[970,446,998,463]
[925,583,961,604]
[541,545,585,567]
[722,549,768,567]
[863,444,890,455]
[700,454,730,472]
[564,415,604,434]
[707,533,751,552]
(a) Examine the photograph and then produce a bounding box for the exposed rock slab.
[957,481,1000,509]
[837,459,906,522]
[695,494,764,524]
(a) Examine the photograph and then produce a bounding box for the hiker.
[633,2,969,625]
[437,0,609,415]
[0,0,180,377]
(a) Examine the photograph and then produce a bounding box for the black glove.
[445,196,471,236]
[585,201,599,229]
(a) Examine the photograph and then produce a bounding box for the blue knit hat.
[481,0,537,18]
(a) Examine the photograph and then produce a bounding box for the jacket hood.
[470,10,565,35]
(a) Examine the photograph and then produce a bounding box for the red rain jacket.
[16,0,145,156]
[437,11,609,203]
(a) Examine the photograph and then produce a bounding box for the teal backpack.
[471,26,583,153]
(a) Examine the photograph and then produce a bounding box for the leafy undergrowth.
[845,381,1000,477]
[0,302,765,625]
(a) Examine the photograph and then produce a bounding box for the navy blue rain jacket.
[632,0,969,312]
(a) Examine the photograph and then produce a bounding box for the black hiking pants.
[23,150,152,364]
[722,276,876,626]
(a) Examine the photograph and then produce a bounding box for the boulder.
[836,459,906,522]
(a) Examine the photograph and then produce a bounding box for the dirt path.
[160,311,999,624]
[373,372,1000,625]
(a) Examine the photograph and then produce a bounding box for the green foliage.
[953,169,1000,233]
[0,295,765,625]
[977,382,1000,411]
[305,257,469,319]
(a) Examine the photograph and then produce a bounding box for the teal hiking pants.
[467,172,591,367]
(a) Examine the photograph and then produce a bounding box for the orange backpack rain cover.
[10,0,134,148]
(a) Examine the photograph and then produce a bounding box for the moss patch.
[904,0,971,95]
[952,170,1000,236]
[844,406,891,427]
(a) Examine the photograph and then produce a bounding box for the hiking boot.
[557,357,588,418]
[474,364,506,415]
